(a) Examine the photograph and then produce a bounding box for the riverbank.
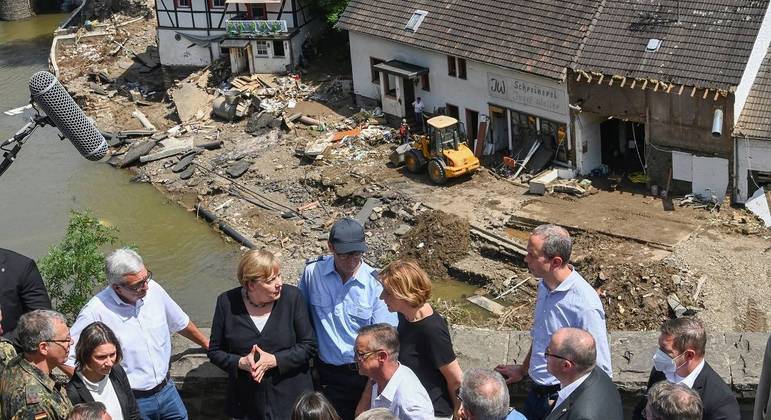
[50,6,771,332]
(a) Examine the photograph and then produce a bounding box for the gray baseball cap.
[329,218,368,254]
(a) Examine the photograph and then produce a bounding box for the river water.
[0,14,241,326]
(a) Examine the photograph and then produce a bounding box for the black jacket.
[0,248,52,344]
[545,367,624,420]
[632,361,740,420]
[66,364,140,420]
[208,285,317,419]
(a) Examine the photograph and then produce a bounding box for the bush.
[38,210,119,322]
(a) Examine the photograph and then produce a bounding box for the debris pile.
[397,210,471,280]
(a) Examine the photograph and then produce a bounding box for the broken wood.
[139,146,192,163]
[132,109,156,131]
[297,115,321,126]
[495,278,530,299]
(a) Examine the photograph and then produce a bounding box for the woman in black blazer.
[208,250,317,419]
[66,321,140,420]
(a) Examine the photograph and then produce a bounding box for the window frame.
[370,57,384,84]
[457,58,467,79]
[446,103,459,120]
[384,73,397,98]
[420,73,430,92]
[208,0,226,8]
[175,0,192,8]
[247,4,267,19]
[254,41,269,56]
[447,55,456,77]
[272,40,285,57]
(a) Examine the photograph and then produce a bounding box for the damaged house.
[155,0,324,73]
[339,0,771,203]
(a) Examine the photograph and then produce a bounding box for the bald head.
[550,328,597,376]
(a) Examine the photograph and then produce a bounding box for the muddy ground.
[54,12,771,332]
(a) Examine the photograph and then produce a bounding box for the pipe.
[195,203,256,249]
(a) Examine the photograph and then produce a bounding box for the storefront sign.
[488,73,567,117]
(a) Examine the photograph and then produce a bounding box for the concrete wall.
[171,328,767,419]
[574,112,604,175]
[0,0,33,20]
[735,137,771,202]
[348,32,570,133]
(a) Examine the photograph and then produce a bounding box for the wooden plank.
[467,295,505,315]
[474,119,488,157]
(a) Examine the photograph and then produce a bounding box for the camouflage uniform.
[0,339,17,371]
[0,355,72,420]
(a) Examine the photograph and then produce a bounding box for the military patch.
[26,388,40,405]
[33,411,48,420]
[305,255,323,265]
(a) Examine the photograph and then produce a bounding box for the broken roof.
[736,46,771,139]
[336,0,603,81]
[573,0,770,91]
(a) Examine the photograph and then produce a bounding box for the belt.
[530,382,560,396]
[132,376,169,399]
[316,359,358,372]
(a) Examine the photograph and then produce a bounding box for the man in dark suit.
[0,248,52,343]
[632,317,740,420]
[544,327,623,420]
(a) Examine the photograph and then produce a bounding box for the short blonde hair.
[379,260,431,307]
[237,250,279,287]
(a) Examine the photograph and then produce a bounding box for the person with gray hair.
[458,368,525,420]
[354,324,433,420]
[355,407,398,420]
[633,316,739,420]
[0,309,73,419]
[495,225,611,420]
[645,381,703,420]
[544,328,622,420]
[67,401,112,420]
[64,248,209,420]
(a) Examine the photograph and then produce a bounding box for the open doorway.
[600,118,645,173]
[489,106,509,153]
[466,109,479,147]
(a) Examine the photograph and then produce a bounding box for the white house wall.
[348,32,569,129]
[735,137,771,202]
[574,112,603,175]
[158,28,219,66]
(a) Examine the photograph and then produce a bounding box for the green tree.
[310,0,349,25]
[38,210,119,322]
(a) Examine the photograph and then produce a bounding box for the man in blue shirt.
[299,218,397,420]
[494,224,611,420]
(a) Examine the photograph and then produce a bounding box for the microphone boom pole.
[0,113,53,178]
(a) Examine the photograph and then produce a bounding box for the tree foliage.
[38,210,119,322]
[310,0,349,25]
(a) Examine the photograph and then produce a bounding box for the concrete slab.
[609,331,659,392]
[172,82,211,122]
[511,190,703,248]
[451,326,510,369]
[726,332,769,396]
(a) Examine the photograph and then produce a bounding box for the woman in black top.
[208,250,317,419]
[66,322,140,420]
[378,260,463,419]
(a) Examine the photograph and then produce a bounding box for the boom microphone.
[28,71,107,161]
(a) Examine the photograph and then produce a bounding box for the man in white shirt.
[354,323,433,420]
[411,97,425,132]
[64,248,209,420]
[544,328,622,420]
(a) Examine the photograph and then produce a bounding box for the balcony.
[225,19,288,38]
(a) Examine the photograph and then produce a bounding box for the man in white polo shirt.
[64,248,209,419]
[354,323,433,420]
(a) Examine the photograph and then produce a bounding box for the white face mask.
[652,349,685,380]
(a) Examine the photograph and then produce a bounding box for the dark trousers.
[315,359,367,420]
[522,382,560,420]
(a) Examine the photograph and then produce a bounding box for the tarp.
[176,32,227,48]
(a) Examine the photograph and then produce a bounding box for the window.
[370,58,384,84]
[420,73,430,91]
[273,40,285,57]
[248,4,267,19]
[176,0,191,7]
[447,55,456,77]
[446,104,459,120]
[255,41,268,56]
[209,0,225,7]
[384,73,397,97]
[457,58,467,79]
[405,10,428,32]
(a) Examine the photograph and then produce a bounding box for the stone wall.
[170,328,768,419]
[0,0,34,21]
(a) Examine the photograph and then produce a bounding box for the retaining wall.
[0,0,34,21]
[170,327,767,419]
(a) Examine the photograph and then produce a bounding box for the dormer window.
[405,10,428,32]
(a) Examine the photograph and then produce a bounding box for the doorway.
[600,118,645,173]
[403,77,416,125]
[466,109,479,147]
[489,106,508,153]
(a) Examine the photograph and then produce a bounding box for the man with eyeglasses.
[632,317,739,420]
[299,218,397,420]
[494,225,611,420]
[354,323,433,420]
[63,248,209,420]
[0,309,73,420]
[543,328,621,420]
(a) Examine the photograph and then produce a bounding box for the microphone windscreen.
[28,71,108,161]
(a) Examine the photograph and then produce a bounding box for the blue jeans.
[135,380,188,420]
[522,387,558,420]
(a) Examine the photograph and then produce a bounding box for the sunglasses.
[120,271,152,292]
